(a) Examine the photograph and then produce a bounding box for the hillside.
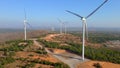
[0,31,120,68]
[38,33,120,68]
[0,39,69,68]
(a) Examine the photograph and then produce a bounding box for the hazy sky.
[0,0,119,29]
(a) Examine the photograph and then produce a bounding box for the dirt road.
[33,39,43,49]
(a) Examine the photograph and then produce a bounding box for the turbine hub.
[81,17,86,21]
[24,20,27,23]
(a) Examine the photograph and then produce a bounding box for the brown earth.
[53,34,81,44]
[15,51,60,63]
[77,61,120,68]
[43,34,60,41]
[48,48,67,54]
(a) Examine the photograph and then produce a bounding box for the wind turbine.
[24,9,27,40]
[58,19,63,34]
[64,23,67,34]
[66,0,108,60]
[63,22,68,34]
[58,19,67,34]
[24,9,32,40]
[51,26,55,32]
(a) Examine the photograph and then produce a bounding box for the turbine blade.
[66,10,83,18]
[24,8,27,20]
[26,22,32,28]
[86,0,108,18]
[85,23,88,41]
[57,18,62,23]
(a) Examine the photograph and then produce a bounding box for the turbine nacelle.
[81,17,86,23]
[24,20,27,23]
[81,17,86,21]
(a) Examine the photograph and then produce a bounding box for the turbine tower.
[24,8,27,40]
[64,23,67,34]
[66,0,108,61]
[51,26,55,32]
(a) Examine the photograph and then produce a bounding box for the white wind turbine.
[24,9,31,40]
[58,19,63,34]
[51,26,55,32]
[63,22,68,34]
[66,0,108,60]
[64,23,67,34]
[58,19,67,34]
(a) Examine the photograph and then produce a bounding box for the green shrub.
[35,50,47,54]
[28,54,34,57]
[28,59,70,68]
[0,40,33,52]
[0,57,15,65]
[37,39,59,48]
[21,62,35,68]
[93,63,102,68]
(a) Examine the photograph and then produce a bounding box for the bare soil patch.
[43,34,60,41]
[48,48,67,54]
[15,51,60,63]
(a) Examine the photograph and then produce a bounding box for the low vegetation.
[0,40,33,68]
[28,59,70,68]
[16,57,70,68]
[0,39,69,68]
[35,49,47,55]
[0,40,33,52]
[18,62,36,68]
[0,57,15,67]
[70,31,120,43]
